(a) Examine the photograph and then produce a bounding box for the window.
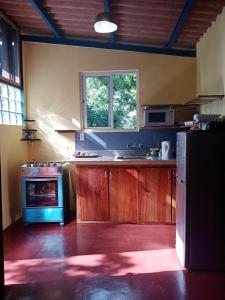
[0,17,20,84]
[0,16,22,126]
[81,71,138,130]
[0,82,22,125]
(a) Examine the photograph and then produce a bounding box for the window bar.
[108,75,113,128]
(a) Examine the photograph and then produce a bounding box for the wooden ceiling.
[0,0,225,56]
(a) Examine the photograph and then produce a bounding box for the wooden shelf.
[20,138,41,141]
[184,95,224,106]
[141,125,191,129]
[141,104,183,108]
[22,129,37,132]
[55,129,77,133]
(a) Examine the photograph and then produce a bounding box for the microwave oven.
[142,107,174,126]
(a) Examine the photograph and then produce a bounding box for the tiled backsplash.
[75,127,189,151]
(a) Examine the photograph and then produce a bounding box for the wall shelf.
[20,138,41,141]
[184,95,224,106]
[55,129,77,133]
[21,119,40,141]
[141,125,191,129]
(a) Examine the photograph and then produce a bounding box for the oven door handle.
[25,178,58,182]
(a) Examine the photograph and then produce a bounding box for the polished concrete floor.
[3,220,225,300]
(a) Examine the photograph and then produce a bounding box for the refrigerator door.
[188,132,225,271]
[176,132,188,182]
[176,178,189,268]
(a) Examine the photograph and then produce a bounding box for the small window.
[0,17,20,84]
[81,71,138,130]
[0,82,22,125]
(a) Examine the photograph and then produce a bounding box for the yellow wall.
[23,42,196,161]
[0,126,27,229]
[197,7,225,114]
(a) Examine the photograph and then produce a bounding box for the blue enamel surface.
[21,176,64,223]
[23,208,63,223]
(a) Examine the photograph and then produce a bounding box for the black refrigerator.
[176,131,225,271]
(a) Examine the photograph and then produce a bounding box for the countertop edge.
[67,158,176,167]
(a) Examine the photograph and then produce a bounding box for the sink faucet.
[127,143,144,149]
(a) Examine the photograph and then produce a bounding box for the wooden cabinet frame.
[73,165,176,224]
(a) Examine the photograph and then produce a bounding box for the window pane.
[15,88,21,101]
[2,111,9,124]
[9,112,17,125]
[113,74,137,129]
[0,83,22,126]
[16,101,22,113]
[1,98,8,110]
[0,82,8,97]
[16,113,22,125]
[9,100,16,112]
[85,76,109,128]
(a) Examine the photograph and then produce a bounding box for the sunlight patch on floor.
[5,249,183,285]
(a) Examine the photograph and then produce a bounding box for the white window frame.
[80,70,139,132]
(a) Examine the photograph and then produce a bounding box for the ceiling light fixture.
[94,12,117,33]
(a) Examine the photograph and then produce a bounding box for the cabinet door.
[171,168,176,223]
[139,168,171,223]
[109,168,138,223]
[76,167,108,221]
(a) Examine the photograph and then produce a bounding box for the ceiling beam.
[104,0,115,43]
[166,0,195,48]
[21,34,196,57]
[29,0,63,38]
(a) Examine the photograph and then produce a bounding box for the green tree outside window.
[83,72,137,129]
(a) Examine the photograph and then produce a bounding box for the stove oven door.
[22,177,63,208]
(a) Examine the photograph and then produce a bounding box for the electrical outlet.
[80,132,85,141]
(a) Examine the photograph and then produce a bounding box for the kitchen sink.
[116,156,149,160]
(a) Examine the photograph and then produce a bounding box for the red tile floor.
[3,220,225,300]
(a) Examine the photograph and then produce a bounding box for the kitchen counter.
[68,156,176,167]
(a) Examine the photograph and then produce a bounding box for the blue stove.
[21,162,69,226]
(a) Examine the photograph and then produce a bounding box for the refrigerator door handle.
[176,176,188,185]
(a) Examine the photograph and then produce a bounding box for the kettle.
[161,141,171,159]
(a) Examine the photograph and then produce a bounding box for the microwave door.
[143,108,174,126]
[149,112,166,123]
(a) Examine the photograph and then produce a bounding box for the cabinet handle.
[168,170,170,180]
[105,170,108,178]
[109,171,112,180]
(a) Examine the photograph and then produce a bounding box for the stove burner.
[23,161,63,168]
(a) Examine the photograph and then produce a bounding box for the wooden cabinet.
[171,168,176,223]
[109,168,138,223]
[76,167,109,221]
[75,165,176,224]
[139,168,171,223]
